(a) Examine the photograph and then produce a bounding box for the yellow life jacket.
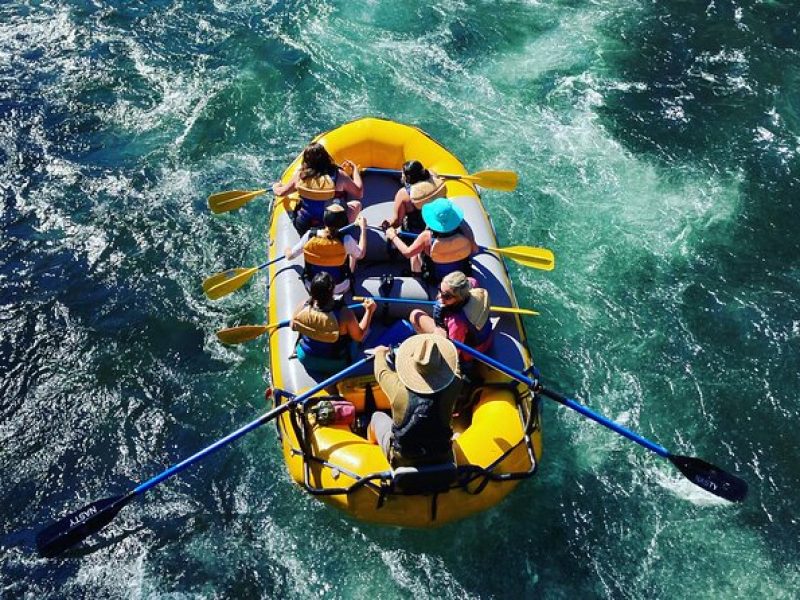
[429,232,473,265]
[303,229,348,267]
[293,304,341,343]
[297,174,337,201]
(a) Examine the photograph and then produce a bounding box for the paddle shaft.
[208,188,272,214]
[257,255,284,271]
[366,226,554,271]
[261,306,359,337]
[362,167,467,179]
[133,356,373,495]
[360,167,505,184]
[395,229,500,254]
[453,341,749,502]
[36,357,374,557]
[277,301,364,329]
[450,340,669,457]
[217,302,367,344]
[353,296,536,316]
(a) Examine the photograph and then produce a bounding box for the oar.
[217,322,287,344]
[362,168,518,192]
[217,302,365,344]
[387,229,555,272]
[203,256,285,300]
[208,189,271,214]
[482,245,555,271]
[204,223,363,300]
[352,296,539,316]
[452,341,748,503]
[35,356,374,558]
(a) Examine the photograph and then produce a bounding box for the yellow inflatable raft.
[266,117,542,526]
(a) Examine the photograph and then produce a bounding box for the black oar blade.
[668,455,748,502]
[36,494,133,558]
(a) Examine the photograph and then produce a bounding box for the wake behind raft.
[34,118,746,558]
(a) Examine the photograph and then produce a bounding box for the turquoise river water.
[1,1,799,598]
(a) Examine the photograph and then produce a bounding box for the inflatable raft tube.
[266,117,542,526]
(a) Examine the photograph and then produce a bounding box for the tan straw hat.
[464,288,490,329]
[409,172,446,208]
[395,334,459,394]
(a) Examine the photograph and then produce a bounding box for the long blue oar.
[452,341,748,503]
[35,356,374,558]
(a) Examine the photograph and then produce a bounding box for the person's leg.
[410,309,437,334]
[368,412,394,458]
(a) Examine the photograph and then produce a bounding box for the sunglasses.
[439,289,455,300]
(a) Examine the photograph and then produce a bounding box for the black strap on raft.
[349,383,377,438]
[364,383,377,421]
[378,273,394,325]
[391,464,458,495]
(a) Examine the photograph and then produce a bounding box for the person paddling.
[285,203,367,295]
[409,271,493,376]
[273,142,363,235]
[385,198,478,282]
[368,335,462,467]
[291,272,376,379]
[384,160,446,234]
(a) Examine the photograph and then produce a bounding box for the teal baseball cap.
[422,198,464,233]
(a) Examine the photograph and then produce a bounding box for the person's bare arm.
[344,299,376,342]
[285,231,309,260]
[289,299,307,330]
[386,228,428,258]
[356,215,367,259]
[372,346,408,416]
[461,221,480,253]
[339,162,363,199]
[272,173,298,197]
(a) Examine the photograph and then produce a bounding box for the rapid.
[1,1,798,597]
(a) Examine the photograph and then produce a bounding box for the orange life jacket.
[303,229,347,267]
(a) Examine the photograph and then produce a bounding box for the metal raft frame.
[271,379,543,521]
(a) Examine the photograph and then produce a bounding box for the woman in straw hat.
[273,142,363,235]
[383,160,446,234]
[367,334,462,467]
[409,271,494,372]
[385,197,479,282]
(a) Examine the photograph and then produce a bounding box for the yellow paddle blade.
[486,245,555,271]
[202,268,251,294]
[489,306,540,316]
[447,170,518,192]
[208,189,267,214]
[204,266,258,300]
[216,324,277,344]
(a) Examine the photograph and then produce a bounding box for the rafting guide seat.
[390,462,459,495]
